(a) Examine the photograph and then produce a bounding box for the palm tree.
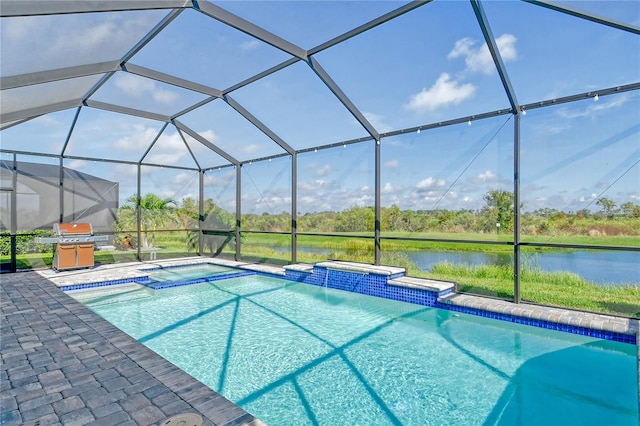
[119,194,177,248]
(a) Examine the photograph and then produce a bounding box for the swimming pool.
[68,273,639,425]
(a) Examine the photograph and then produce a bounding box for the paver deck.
[1,265,265,426]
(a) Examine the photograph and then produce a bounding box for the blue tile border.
[141,271,256,290]
[284,265,636,345]
[139,262,223,272]
[435,302,637,344]
[63,262,636,345]
[60,277,146,292]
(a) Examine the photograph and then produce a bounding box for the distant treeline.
[240,192,640,236]
[116,191,640,237]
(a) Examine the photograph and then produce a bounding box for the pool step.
[387,276,455,295]
[68,283,154,306]
[239,263,287,276]
[315,261,405,276]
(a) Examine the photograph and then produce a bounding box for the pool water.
[69,275,639,425]
[145,263,235,282]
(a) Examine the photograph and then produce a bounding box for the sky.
[1,0,639,216]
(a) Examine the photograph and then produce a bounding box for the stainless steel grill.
[35,223,108,271]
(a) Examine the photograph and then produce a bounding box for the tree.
[125,193,177,248]
[175,196,199,229]
[381,204,402,232]
[619,201,640,219]
[479,190,515,233]
[335,206,374,232]
[595,197,616,220]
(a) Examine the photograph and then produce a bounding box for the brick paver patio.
[1,270,265,426]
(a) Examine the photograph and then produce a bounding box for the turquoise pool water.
[69,275,639,425]
[144,263,235,282]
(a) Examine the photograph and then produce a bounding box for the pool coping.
[438,292,638,337]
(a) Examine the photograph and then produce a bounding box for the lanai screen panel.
[520,90,640,246]
[482,1,640,104]
[297,141,375,230]
[380,114,514,238]
[64,109,167,162]
[178,98,288,162]
[0,9,169,76]
[231,61,371,152]
[219,1,408,50]
[241,156,292,230]
[0,109,80,155]
[129,7,294,91]
[90,72,211,117]
[0,157,60,231]
[1,76,101,120]
[313,1,513,132]
[62,165,119,233]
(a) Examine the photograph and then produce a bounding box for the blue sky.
[1,1,639,215]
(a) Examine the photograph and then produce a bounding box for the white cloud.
[3,16,39,39]
[71,21,119,52]
[448,34,517,75]
[239,40,261,51]
[384,159,400,169]
[152,89,179,105]
[203,170,234,187]
[299,180,333,192]
[363,112,392,133]
[316,165,332,177]
[113,74,178,105]
[382,182,395,194]
[113,163,138,178]
[146,153,183,165]
[300,195,317,205]
[187,130,219,153]
[32,115,61,126]
[578,194,593,203]
[114,125,167,151]
[172,172,193,185]
[416,177,446,191]
[472,170,497,184]
[556,94,628,119]
[242,144,261,154]
[65,159,89,169]
[200,130,218,142]
[405,73,476,113]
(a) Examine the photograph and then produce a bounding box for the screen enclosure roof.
[1,0,639,170]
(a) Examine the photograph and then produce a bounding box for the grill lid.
[54,223,93,236]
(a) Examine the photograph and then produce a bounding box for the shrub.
[0,230,55,256]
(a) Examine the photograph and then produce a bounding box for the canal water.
[406,249,639,286]
[291,246,639,286]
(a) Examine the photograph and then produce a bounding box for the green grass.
[252,231,639,252]
[240,233,640,318]
[421,261,640,318]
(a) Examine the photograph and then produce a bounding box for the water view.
[290,246,639,286]
[406,249,639,286]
